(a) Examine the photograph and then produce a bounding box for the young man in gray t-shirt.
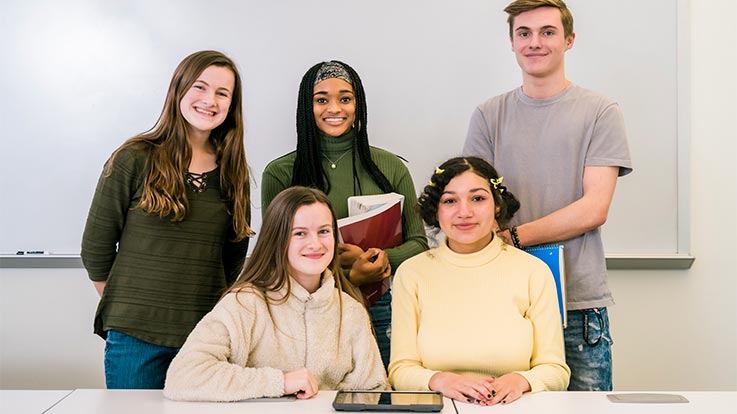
[463,0,632,391]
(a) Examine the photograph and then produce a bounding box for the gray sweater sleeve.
[463,105,495,164]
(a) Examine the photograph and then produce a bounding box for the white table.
[19,389,737,414]
[453,391,737,414]
[0,390,72,414]
[44,389,456,414]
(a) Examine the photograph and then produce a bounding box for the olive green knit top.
[81,145,250,348]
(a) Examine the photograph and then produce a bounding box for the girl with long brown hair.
[163,186,386,401]
[81,50,252,389]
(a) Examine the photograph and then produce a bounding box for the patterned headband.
[314,61,353,86]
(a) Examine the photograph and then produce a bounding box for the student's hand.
[338,243,364,268]
[428,372,496,405]
[349,248,391,286]
[92,281,106,297]
[283,367,319,399]
[485,373,531,405]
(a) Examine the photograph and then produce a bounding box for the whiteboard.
[0,0,688,263]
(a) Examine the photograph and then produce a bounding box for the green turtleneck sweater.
[261,131,428,275]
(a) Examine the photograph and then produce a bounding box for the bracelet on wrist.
[509,225,522,249]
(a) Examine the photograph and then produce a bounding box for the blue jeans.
[104,330,180,389]
[564,307,613,391]
[368,290,392,370]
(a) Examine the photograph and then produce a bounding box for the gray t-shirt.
[463,85,632,310]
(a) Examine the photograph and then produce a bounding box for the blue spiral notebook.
[523,245,567,326]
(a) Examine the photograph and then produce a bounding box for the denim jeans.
[104,330,180,389]
[564,307,613,391]
[368,289,392,370]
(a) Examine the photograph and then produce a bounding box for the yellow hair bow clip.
[435,167,445,175]
[490,177,504,192]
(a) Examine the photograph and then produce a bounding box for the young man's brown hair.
[504,0,574,39]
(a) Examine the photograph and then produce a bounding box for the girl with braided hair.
[262,61,428,369]
[389,157,570,405]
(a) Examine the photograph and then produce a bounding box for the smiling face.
[312,78,356,137]
[287,202,335,291]
[437,171,498,254]
[511,6,574,81]
[179,65,235,141]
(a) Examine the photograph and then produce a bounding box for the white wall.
[607,0,737,390]
[0,270,103,388]
[1,0,735,390]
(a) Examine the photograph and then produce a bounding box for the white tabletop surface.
[453,391,737,414]
[0,390,72,414]
[10,389,735,414]
[44,389,457,414]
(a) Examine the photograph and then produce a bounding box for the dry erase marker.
[15,251,50,255]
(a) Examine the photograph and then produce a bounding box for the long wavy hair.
[106,50,252,240]
[291,60,393,196]
[226,186,361,305]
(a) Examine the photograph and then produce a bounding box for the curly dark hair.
[417,157,520,229]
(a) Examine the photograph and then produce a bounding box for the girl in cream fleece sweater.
[164,187,387,401]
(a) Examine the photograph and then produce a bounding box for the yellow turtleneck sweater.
[389,235,570,393]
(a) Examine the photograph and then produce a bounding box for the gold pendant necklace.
[322,149,351,169]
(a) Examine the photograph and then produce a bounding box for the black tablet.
[332,390,444,412]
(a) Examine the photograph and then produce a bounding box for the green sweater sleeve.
[221,201,251,285]
[260,155,294,219]
[384,162,428,273]
[81,147,146,281]
[368,149,428,273]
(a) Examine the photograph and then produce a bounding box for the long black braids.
[292,63,325,191]
[291,60,394,196]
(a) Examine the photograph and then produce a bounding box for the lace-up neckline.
[186,171,209,193]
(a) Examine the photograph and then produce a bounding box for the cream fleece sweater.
[164,271,387,401]
[389,236,570,393]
